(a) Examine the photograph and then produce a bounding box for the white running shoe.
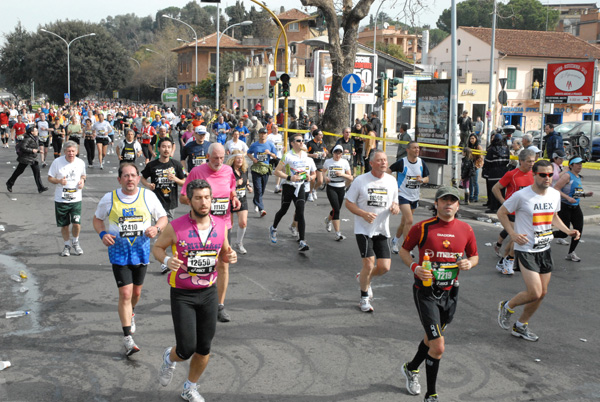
[502,258,515,275]
[495,258,504,272]
[237,242,247,254]
[355,272,373,300]
[324,216,332,232]
[181,385,205,402]
[565,252,581,262]
[123,335,140,356]
[158,347,176,387]
[359,297,374,312]
[72,241,83,255]
[289,224,299,239]
[391,238,400,254]
[335,233,346,241]
[556,238,569,245]
[307,193,314,202]
[312,190,318,200]
[130,313,136,334]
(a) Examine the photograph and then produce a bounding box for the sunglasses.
[294,139,303,143]
[535,173,552,178]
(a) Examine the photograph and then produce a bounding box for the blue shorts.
[398,195,418,209]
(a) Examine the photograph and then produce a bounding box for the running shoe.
[289,224,299,238]
[355,273,374,300]
[274,185,281,194]
[424,394,439,402]
[61,245,71,257]
[218,305,231,323]
[38,187,49,193]
[556,238,569,245]
[359,297,374,312]
[130,313,136,334]
[565,252,581,262]
[335,233,346,241]
[307,192,314,202]
[511,323,539,342]
[391,238,400,254]
[269,226,277,243]
[42,162,47,168]
[260,210,267,218]
[181,386,205,402]
[402,362,421,395]
[237,242,247,255]
[497,300,513,330]
[298,240,310,252]
[158,347,176,387]
[72,241,83,255]
[254,205,259,214]
[495,258,505,272]
[161,264,169,274]
[100,163,104,170]
[312,190,318,200]
[88,164,93,168]
[502,258,515,275]
[123,335,140,356]
[493,242,502,257]
[324,216,332,232]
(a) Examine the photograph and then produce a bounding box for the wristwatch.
[156,226,161,234]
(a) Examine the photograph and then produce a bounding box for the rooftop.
[276,8,312,21]
[172,32,270,52]
[461,26,600,59]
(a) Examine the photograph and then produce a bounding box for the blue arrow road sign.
[342,73,361,94]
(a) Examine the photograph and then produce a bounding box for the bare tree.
[301,0,375,141]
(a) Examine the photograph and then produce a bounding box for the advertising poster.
[314,50,376,104]
[545,61,596,104]
[416,79,451,164]
[403,74,432,107]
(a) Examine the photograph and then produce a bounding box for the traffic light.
[210,81,216,97]
[280,73,290,97]
[278,84,284,98]
[388,77,402,99]
[269,85,274,98]
[375,75,383,100]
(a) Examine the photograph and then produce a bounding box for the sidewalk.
[384,144,600,224]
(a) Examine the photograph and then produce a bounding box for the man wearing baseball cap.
[181,126,210,173]
[399,186,479,402]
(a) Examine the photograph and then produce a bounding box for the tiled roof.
[172,32,269,52]
[276,8,311,21]
[461,26,600,59]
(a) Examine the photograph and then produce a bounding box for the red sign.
[193,95,200,103]
[545,61,595,104]
[269,70,277,86]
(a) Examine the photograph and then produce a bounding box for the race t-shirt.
[403,217,478,290]
[345,172,398,237]
[247,141,277,166]
[142,159,186,210]
[323,157,351,188]
[182,140,211,172]
[267,133,284,158]
[499,168,534,201]
[37,120,50,141]
[389,157,430,202]
[93,121,112,138]
[502,186,561,253]
[48,156,87,203]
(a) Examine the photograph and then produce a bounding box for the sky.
[2,0,596,43]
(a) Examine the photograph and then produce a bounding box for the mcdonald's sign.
[296,84,306,93]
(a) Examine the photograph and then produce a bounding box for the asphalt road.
[1,143,599,402]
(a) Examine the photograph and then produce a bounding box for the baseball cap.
[552,150,566,159]
[333,145,344,153]
[529,145,542,154]
[435,186,461,200]
[258,128,267,134]
[195,125,207,134]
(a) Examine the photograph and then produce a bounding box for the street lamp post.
[216,20,253,110]
[145,48,168,89]
[40,29,95,100]
[162,15,198,87]
[128,57,141,102]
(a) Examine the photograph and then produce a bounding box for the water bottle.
[6,310,31,318]
[19,270,28,280]
[0,361,11,371]
[10,274,22,283]
[422,255,433,287]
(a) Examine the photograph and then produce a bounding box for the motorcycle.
[565,132,591,162]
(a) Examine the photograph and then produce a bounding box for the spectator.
[482,133,510,213]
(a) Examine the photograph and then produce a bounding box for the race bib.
[406,176,421,189]
[342,152,351,161]
[236,187,246,199]
[573,187,584,199]
[256,152,269,162]
[17,135,24,141]
[211,197,229,216]
[62,187,77,201]
[367,188,388,207]
[187,250,217,274]
[0,125,7,129]
[534,230,553,250]
[123,151,135,161]
[431,263,458,287]
[118,216,144,237]
[329,166,344,179]
[193,155,207,166]
[276,143,283,152]
[316,151,325,159]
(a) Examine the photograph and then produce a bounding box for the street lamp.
[162,15,198,87]
[216,20,253,110]
[40,29,95,100]
[128,57,141,102]
[145,48,168,89]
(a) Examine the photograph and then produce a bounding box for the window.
[507,67,517,89]
[288,22,299,32]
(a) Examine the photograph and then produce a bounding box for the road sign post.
[342,73,362,126]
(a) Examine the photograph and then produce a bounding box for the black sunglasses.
[535,173,551,178]
[294,139,303,143]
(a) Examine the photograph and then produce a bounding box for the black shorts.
[315,161,324,170]
[514,249,553,274]
[39,138,50,147]
[232,196,248,212]
[398,195,419,209]
[413,284,459,340]
[355,234,391,259]
[112,264,148,288]
[96,137,109,146]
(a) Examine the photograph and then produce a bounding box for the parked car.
[591,135,600,161]
[511,129,542,148]
[553,120,600,146]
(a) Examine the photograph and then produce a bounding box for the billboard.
[403,74,432,106]
[313,50,377,104]
[161,88,178,108]
[415,79,451,164]
[545,61,596,104]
